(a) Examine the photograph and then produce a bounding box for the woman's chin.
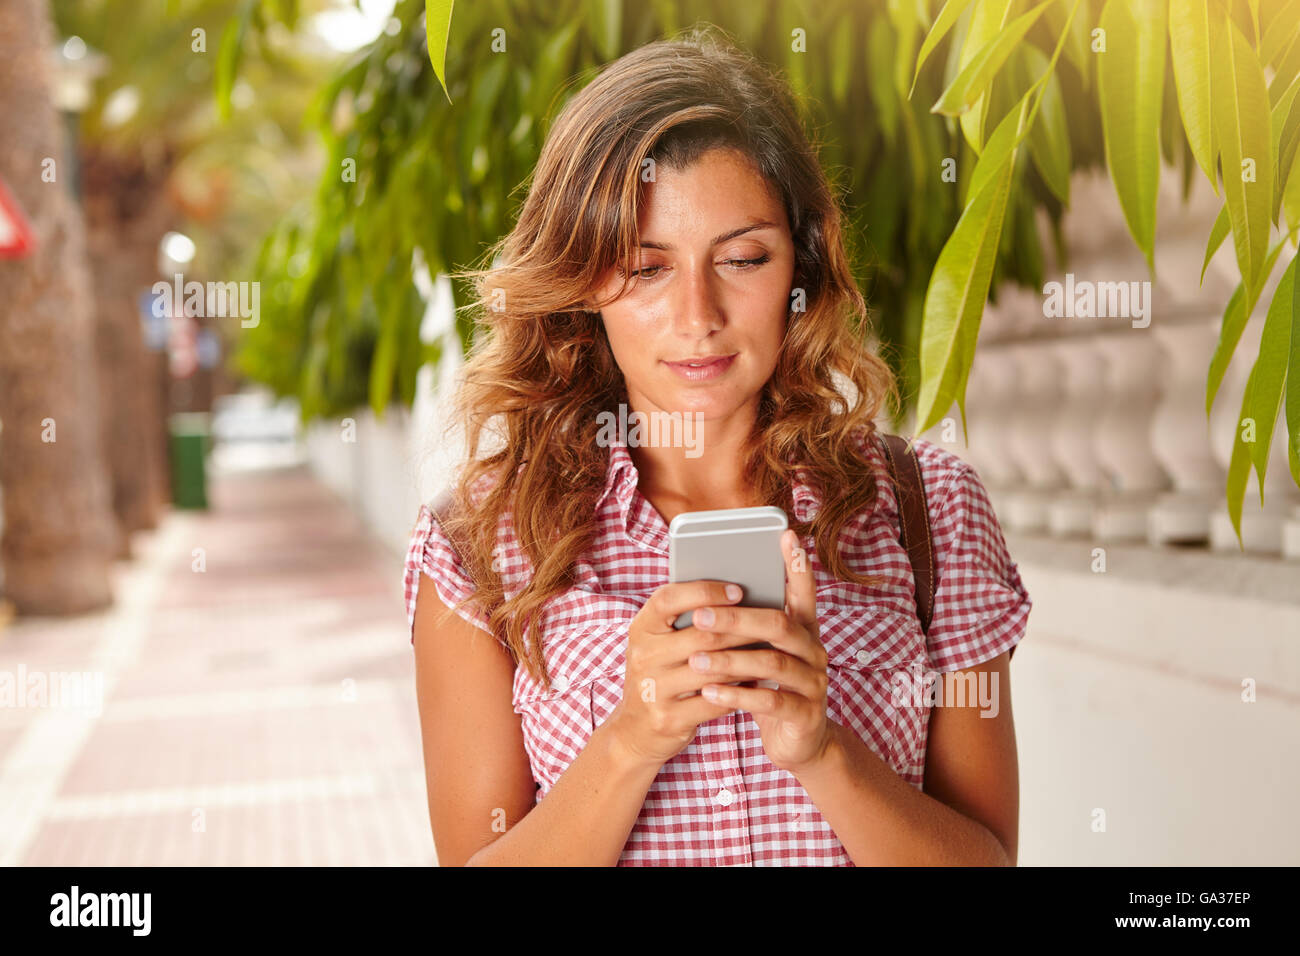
[661,390,754,422]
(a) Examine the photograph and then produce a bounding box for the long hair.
[439,27,897,688]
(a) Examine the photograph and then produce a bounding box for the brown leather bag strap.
[878,433,936,637]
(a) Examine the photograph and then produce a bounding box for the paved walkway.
[0,463,435,865]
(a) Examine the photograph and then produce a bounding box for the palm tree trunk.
[0,0,116,613]
[81,148,173,547]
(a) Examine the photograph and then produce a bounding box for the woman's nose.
[669,267,725,337]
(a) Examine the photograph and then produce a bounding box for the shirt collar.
[598,435,640,508]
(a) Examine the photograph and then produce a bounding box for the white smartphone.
[667,505,789,646]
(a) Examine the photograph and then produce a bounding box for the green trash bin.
[169,412,211,509]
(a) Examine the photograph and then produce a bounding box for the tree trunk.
[81,148,174,548]
[0,0,117,613]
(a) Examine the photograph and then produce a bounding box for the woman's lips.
[662,354,737,381]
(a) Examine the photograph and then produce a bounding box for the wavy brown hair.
[437,27,897,689]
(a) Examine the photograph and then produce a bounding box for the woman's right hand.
[604,580,758,768]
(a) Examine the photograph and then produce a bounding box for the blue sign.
[139,290,168,350]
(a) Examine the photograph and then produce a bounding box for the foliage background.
[237,0,1102,419]
[232,0,1300,535]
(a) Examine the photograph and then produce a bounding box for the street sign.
[139,289,169,349]
[0,175,34,259]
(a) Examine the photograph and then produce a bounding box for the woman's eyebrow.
[638,219,781,250]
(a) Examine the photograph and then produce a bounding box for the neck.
[624,400,760,514]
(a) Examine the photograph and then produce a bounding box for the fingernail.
[725,584,742,601]
[690,653,711,671]
[694,607,715,627]
[702,685,720,701]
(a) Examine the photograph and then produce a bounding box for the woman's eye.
[621,254,769,281]
[724,254,771,269]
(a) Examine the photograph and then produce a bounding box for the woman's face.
[591,147,796,426]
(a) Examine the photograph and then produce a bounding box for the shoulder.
[855,432,981,506]
[907,438,984,504]
[901,439,1011,574]
[865,433,1000,541]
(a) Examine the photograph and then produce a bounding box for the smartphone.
[667,506,788,647]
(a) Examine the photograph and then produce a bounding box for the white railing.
[919,167,1300,561]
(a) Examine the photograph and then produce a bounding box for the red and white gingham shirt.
[404,431,1030,866]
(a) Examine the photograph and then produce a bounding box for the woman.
[404,29,1030,866]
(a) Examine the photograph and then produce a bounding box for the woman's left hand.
[686,529,831,773]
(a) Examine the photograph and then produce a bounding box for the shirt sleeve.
[403,502,498,646]
[922,458,1031,672]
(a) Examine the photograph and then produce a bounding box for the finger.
[687,646,824,700]
[690,604,819,666]
[645,626,786,670]
[781,528,817,635]
[689,604,786,641]
[672,693,743,727]
[650,662,769,701]
[644,580,744,634]
[699,681,813,720]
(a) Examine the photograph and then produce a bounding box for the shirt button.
[552,675,569,693]
[854,649,872,665]
[715,788,734,807]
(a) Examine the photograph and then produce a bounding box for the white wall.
[1010,539,1300,865]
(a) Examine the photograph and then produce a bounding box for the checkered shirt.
[404,432,1030,865]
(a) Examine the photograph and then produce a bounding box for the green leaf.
[916,95,1027,434]
[1286,141,1300,233]
[651,0,679,34]
[1287,249,1300,486]
[1169,0,1219,191]
[831,19,853,105]
[1097,0,1166,274]
[1245,254,1296,489]
[216,0,256,120]
[889,0,922,99]
[460,53,509,184]
[954,0,1013,152]
[1207,239,1287,416]
[933,0,1054,117]
[1044,0,1090,88]
[1020,46,1071,204]
[1272,31,1300,104]
[1202,205,1231,284]
[970,87,1037,216]
[1258,0,1300,65]
[910,0,975,98]
[529,19,582,121]
[868,17,900,146]
[588,0,622,62]
[1210,11,1273,300]
[1271,72,1300,224]
[1226,367,1255,545]
[426,0,456,104]
[369,291,402,418]
[1263,0,1300,66]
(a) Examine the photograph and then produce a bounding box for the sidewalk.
[0,462,435,865]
